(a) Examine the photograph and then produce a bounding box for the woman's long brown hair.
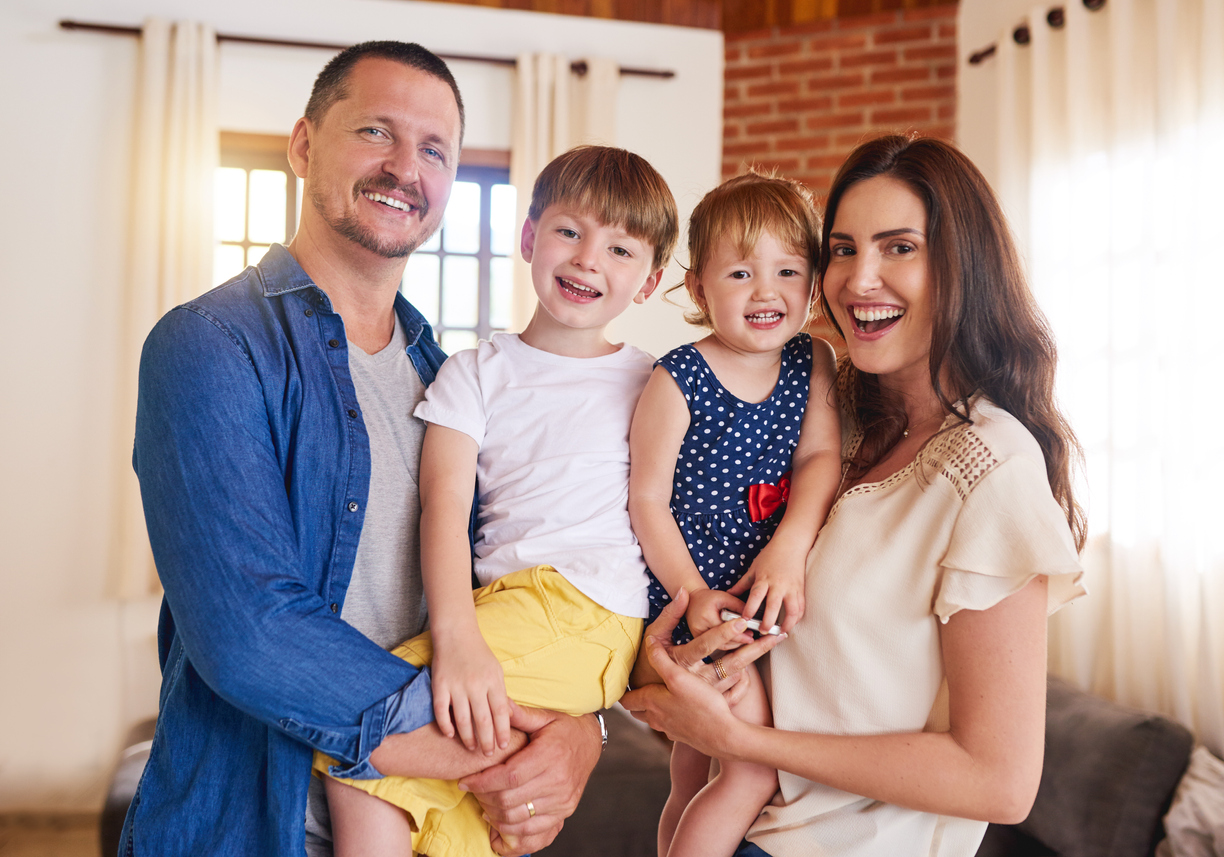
[820,135,1087,550]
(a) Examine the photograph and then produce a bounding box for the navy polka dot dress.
[646,334,812,641]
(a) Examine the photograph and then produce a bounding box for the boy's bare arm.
[419,423,512,755]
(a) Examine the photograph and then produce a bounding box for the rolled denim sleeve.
[135,300,431,769]
[317,667,435,779]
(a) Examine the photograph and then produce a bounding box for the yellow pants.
[315,565,643,857]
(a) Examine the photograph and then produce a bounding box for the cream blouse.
[748,398,1086,857]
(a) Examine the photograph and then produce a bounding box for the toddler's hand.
[432,638,512,756]
[685,587,749,637]
[727,540,808,634]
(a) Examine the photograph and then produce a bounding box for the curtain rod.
[58,18,676,79]
[967,0,1106,65]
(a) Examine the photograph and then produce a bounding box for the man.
[123,41,603,857]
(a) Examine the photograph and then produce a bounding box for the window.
[214,133,298,285]
[401,164,517,354]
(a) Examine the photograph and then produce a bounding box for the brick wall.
[722,5,958,199]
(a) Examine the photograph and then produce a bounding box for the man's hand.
[458,704,601,856]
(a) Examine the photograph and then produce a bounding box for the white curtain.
[994,0,1224,755]
[112,18,219,598]
[508,54,620,330]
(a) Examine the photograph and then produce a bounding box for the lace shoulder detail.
[831,419,1001,515]
[922,423,999,501]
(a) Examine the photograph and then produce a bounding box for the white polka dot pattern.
[646,334,813,640]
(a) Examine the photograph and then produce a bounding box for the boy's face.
[520,204,662,336]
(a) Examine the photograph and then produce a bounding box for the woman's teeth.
[852,306,904,332]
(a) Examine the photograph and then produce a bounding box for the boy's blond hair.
[527,145,679,272]
[679,171,822,328]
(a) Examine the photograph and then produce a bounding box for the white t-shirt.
[750,398,1086,857]
[414,333,655,618]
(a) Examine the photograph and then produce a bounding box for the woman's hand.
[623,589,785,752]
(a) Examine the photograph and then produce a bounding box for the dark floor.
[0,815,100,857]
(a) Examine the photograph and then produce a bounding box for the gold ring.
[526,800,536,818]
[713,658,728,680]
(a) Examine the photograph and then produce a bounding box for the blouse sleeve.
[935,455,1085,623]
[412,348,487,446]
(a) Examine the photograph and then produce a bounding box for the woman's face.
[822,176,933,394]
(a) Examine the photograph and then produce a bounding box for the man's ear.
[634,268,666,304]
[287,117,313,180]
[520,219,538,263]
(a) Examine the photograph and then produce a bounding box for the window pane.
[248,169,287,244]
[489,257,514,330]
[490,184,517,257]
[442,256,479,328]
[247,245,271,267]
[441,329,479,354]
[215,168,247,242]
[403,253,441,325]
[419,229,441,253]
[443,181,481,254]
[214,243,246,284]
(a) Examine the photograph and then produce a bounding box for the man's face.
[295,57,462,259]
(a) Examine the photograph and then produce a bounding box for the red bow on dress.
[747,471,791,522]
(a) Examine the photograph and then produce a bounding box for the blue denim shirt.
[121,246,444,856]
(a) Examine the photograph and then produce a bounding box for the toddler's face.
[689,230,814,355]
[521,204,661,336]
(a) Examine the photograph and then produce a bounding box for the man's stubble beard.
[312,179,437,260]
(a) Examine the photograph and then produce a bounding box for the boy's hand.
[727,539,807,634]
[684,587,748,637]
[433,637,512,756]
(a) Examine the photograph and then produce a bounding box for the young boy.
[316,145,679,857]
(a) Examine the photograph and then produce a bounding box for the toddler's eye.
[779,269,801,277]
[730,270,750,279]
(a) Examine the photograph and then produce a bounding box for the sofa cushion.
[1016,677,1193,857]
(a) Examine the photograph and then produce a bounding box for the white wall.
[0,0,721,812]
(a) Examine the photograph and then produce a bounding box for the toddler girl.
[628,172,841,857]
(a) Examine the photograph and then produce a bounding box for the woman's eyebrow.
[872,227,924,240]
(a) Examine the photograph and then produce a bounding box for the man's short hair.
[305,40,465,142]
[527,146,679,272]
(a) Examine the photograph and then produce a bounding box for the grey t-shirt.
[305,316,429,854]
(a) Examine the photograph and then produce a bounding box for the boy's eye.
[558,228,578,239]
[610,246,631,258]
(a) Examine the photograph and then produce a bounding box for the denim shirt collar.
[255,244,432,348]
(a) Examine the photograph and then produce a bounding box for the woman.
[621,135,1087,857]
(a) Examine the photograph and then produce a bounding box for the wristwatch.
[594,711,608,752]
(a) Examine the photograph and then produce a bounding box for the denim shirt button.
[329,339,340,348]
[330,603,339,613]
[304,308,313,317]
[348,501,359,512]
[347,409,358,419]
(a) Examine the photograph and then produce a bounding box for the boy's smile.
[519,204,663,356]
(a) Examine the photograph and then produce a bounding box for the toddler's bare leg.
[666,664,777,857]
[326,776,415,857]
[657,741,714,857]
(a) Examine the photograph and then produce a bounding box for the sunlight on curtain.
[996,0,1224,755]
[113,19,218,598]
[508,54,619,330]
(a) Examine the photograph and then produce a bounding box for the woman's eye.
[891,242,917,255]
[831,245,855,257]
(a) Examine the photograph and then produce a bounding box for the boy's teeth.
[364,191,412,212]
[852,306,905,322]
[560,278,599,295]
